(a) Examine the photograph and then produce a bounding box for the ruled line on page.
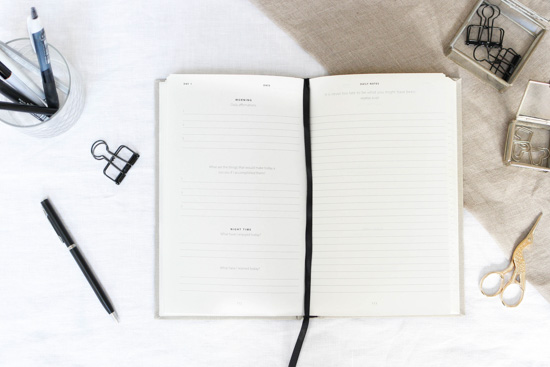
[312,165,446,171]
[310,234,447,240]
[180,202,301,206]
[182,140,300,145]
[312,283,450,286]
[309,250,445,253]
[312,132,445,137]
[178,242,301,247]
[315,191,448,196]
[311,263,449,266]
[181,119,300,125]
[313,171,446,177]
[312,160,447,165]
[183,134,300,138]
[313,276,449,279]
[312,201,447,205]
[312,256,448,259]
[179,147,300,152]
[310,118,444,124]
[311,240,447,244]
[183,126,301,132]
[312,153,444,158]
[312,132,446,138]
[178,290,300,294]
[312,215,449,218]
[312,208,447,212]
[313,173,447,178]
[312,202,448,207]
[312,228,448,232]
[312,146,446,151]
[181,199,300,203]
[311,139,448,144]
[311,126,445,132]
[179,249,301,253]
[180,188,300,192]
[311,112,445,117]
[178,276,300,280]
[179,256,302,260]
[181,113,301,118]
[311,221,448,225]
[179,283,300,287]
[313,190,446,194]
[313,194,446,198]
[312,270,448,273]
[180,181,300,185]
[311,242,447,247]
[178,209,300,213]
[311,291,448,294]
[179,195,301,198]
[178,215,301,219]
[313,181,446,185]
[312,267,450,271]
[178,245,301,250]
[316,220,450,229]
[311,242,447,246]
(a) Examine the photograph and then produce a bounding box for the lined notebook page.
[309,74,461,316]
[159,75,306,317]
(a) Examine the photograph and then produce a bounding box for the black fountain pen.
[41,199,119,323]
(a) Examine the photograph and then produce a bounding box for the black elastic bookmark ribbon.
[288,79,313,367]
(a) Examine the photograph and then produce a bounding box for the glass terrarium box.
[446,0,547,92]
[504,81,550,171]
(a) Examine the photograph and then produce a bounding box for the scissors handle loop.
[479,262,526,307]
[479,264,512,297]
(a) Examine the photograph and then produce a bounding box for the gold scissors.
[479,213,542,307]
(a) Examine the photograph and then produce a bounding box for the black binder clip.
[466,3,504,48]
[91,140,140,185]
[473,45,521,82]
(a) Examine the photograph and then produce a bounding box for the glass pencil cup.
[0,38,85,138]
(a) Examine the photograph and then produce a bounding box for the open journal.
[158,73,462,318]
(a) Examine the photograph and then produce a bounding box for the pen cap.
[41,199,75,246]
[27,7,42,54]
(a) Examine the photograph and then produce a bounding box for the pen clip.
[43,208,65,245]
[27,17,37,54]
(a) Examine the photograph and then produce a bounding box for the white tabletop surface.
[1,1,550,366]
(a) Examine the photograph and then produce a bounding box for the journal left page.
[159,75,307,317]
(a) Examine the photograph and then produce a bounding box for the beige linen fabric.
[250,0,550,303]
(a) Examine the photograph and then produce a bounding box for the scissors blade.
[527,213,543,237]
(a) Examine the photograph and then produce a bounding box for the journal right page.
[309,74,462,316]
